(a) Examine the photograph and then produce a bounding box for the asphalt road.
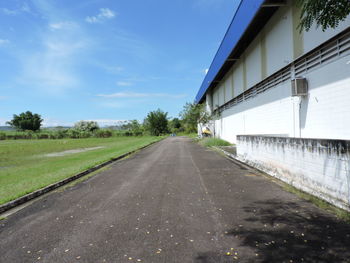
[1,137,350,263]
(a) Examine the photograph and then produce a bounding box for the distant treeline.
[2,102,208,140]
[0,129,143,140]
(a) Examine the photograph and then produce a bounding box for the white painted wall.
[213,54,350,144]
[209,2,350,110]
[213,86,219,109]
[303,15,350,54]
[205,2,350,143]
[232,62,244,96]
[300,55,350,139]
[224,73,233,103]
[213,81,294,143]
[237,136,350,211]
[245,36,262,88]
[264,5,293,75]
[218,82,225,106]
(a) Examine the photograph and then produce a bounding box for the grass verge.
[282,183,350,222]
[199,137,232,147]
[0,136,162,205]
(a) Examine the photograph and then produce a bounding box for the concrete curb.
[212,146,268,176]
[0,139,161,214]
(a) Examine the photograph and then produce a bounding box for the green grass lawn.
[0,136,161,205]
[199,137,232,147]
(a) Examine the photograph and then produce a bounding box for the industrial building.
[195,0,350,210]
[196,0,350,143]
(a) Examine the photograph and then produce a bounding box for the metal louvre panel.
[295,30,350,77]
[215,29,350,113]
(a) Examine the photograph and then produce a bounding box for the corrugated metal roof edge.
[195,0,266,104]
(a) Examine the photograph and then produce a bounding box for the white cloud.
[116,81,132,87]
[87,119,126,127]
[1,8,18,15]
[0,118,10,126]
[99,8,115,19]
[42,117,73,127]
[21,2,31,13]
[18,31,88,93]
[15,1,90,94]
[0,39,10,45]
[86,8,116,24]
[42,118,125,127]
[204,68,209,74]
[1,3,31,15]
[99,64,123,74]
[49,21,77,31]
[97,91,187,99]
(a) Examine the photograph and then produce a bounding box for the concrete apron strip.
[0,140,161,215]
[213,146,268,177]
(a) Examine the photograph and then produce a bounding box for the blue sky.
[0,0,240,126]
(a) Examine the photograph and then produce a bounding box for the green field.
[0,136,161,205]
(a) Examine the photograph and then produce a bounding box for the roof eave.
[195,0,283,104]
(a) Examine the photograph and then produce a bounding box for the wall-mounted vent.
[291,78,308,96]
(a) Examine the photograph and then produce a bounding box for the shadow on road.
[225,199,350,262]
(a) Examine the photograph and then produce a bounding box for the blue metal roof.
[195,0,266,103]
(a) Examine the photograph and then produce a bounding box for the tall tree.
[129,120,144,136]
[297,0,350,31]
[168,118,183,133]
[7,111,43,131]
[180,102,211,133]
[144,109,169,136]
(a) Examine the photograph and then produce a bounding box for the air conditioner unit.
[291,78,308,96]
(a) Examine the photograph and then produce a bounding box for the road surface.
[1,137,350,262]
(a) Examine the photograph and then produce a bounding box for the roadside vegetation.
[282,183,350,222]
[0,104,209,205]
[0,136,161,205]
[199,137,232,147]
[0,108,174,205]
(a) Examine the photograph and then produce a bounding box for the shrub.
[133,131,143,136]
[55,129,68,139]
[67,129,81,139]
[79,131,91,138]
[37,133,49,139]
[95,129,113,138]
[199,138,232,147]
[0,132,6,140]
[25,130,35,139]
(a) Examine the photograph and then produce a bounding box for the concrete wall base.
[236,135,350,211]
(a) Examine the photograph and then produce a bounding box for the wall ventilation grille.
[216,29,350,113]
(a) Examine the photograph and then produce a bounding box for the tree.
[171,118,182,129]
[180,102,211,133]
[297,0,350,32]
[118,120,144,135]
[144,109,169,136]
[73,121,99,132]
[7,111,43,131]
[128,120,144,136]
[168,117,183,133]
